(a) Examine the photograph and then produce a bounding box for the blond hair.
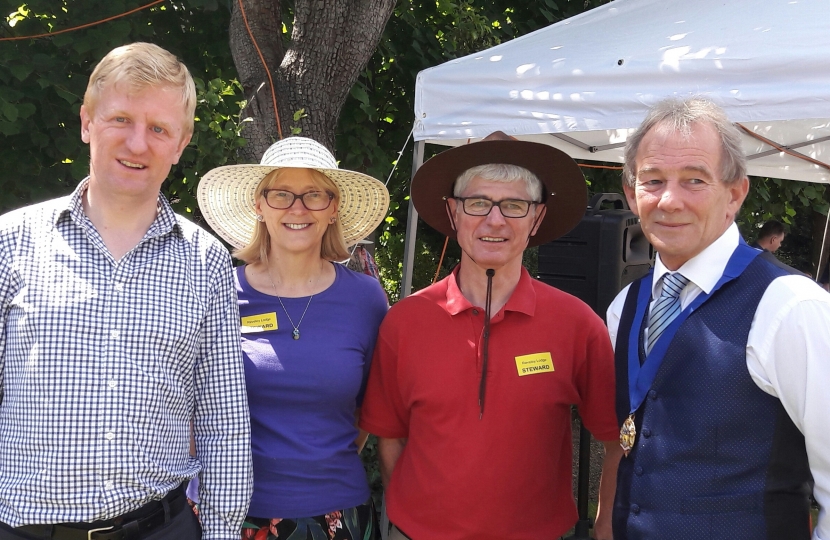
[84,42,196,133]
[234,169,350,264]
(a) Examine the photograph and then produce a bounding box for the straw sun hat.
[197,137,390,249]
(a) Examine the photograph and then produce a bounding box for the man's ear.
[80,105,91,144]
[445,197,457,231]
[623,183,640,217]
[172,131,193,165]
[530,204,547,236]
[729,176,750,210]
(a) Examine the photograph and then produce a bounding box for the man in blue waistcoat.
[607,97,830,540]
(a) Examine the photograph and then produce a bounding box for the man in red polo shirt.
[359,133,622,540]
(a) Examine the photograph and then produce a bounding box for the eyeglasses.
[262,189,334,211]
[449,196,539,218]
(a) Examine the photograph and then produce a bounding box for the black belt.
[15,485,187,540]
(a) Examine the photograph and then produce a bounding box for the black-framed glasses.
[448,196,538,218]
[262,189,334,211]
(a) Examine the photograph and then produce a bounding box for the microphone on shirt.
[479,269,495,419]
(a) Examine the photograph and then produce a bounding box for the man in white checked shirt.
[0,43,251,540]
[607,97,830,540]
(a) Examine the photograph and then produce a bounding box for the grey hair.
[623,97,747,187]
[453,164,543,202]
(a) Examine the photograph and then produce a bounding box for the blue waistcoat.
[613,251,813,540]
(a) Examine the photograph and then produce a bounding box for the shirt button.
[642,428,652,438]
[108,379,117,389]
[110,330,120,339]
[631,504,641,515]
[105,431,115,441]
[104,481,114,491]
[634,466,644,476]
[114,283,124,292]
[648,390,658,400]
[472,309,479,315]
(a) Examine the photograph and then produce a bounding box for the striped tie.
[646,272,690,354]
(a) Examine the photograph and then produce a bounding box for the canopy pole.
[401,140,425,299]
[817,204,830,283]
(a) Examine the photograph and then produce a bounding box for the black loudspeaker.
[537,193,654,318]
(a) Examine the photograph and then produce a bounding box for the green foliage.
[0,0,246,219]
[360,435,383,510]
[737,176,828,273]
[170,76,247,216]
[290,108,308,136]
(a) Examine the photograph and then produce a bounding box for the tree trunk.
[229,0,397,161]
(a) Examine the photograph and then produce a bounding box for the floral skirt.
[241,500,378,540]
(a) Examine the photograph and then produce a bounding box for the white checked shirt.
[0,180,252,540]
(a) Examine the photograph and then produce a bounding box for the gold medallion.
[620,414,636,457]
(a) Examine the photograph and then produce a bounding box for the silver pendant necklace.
[266,268,314,340]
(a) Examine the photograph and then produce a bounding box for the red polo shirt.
[360,267,618,540]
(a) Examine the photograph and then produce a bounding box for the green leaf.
[350,85,370,106]
[54,87,79,105]
[0,87,24,101]
[17,103,36,119]
[9,64,33,82]
[1,102,18,122]
[55,136,78,156]
[29,132,50,148]
[70,159,89,181]
[0,121,20,136]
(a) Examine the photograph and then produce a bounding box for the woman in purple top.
[197,137,390,540]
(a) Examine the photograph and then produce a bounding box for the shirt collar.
[444,265,536,318]
[57,178,181,239]
[652,222,739,297]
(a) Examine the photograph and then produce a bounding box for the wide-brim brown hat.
[411,132,586,247]
[197,137,389,249]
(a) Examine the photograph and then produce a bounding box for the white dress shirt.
[607,222,830,540]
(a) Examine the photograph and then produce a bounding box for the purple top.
[238,262,387,518]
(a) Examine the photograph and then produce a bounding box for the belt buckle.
[87,525,115,540]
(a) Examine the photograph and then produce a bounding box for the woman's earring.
[256,215,264,222]
[330,217,337,224]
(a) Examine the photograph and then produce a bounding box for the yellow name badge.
[515,352,554,376]
[240,312,278,334]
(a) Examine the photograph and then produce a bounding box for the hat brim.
[411,140,587,247]
[197,164,390,249]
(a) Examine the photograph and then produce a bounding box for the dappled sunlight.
[659,45,727,72]
[516,63,537,75]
